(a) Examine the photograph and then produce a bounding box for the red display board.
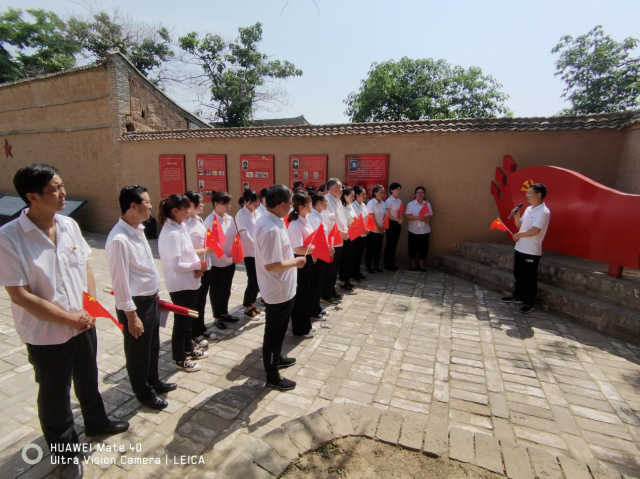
[159,155,186,198]
[345,154,389,197]
[290,155,327,189]
[240,155,275,192]
[196,154,228,201]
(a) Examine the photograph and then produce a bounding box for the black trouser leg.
[169,289,198,362]
[209,264,236,318]
[513,250,525,301]
[311,259,325,317]
[117,297,160,400]
[521,253,541,306]
[291,257,313,335]
[263,297,295,375]
[384,221,401,268]
[243,257,260,308]
[322,246,341,300]
[330,246,343,295]
[367,233,383,268]
[193,269,211,338]
[351,236,365,278]
[27,331,109,459]
[339,239,353,282]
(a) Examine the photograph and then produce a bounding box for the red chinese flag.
[490,218,509,233]
[383,213,390,230]
[284,216,290,229]
[205,229,224,259]
[82,292,123,332]
[366,213,377,232]
[418,202,431,217]
[397,203,405,217]
[231,233,245,264]
[329,223,343,246]
[310,224,332,263]
[212,216,226,245]
[348,214,366,241]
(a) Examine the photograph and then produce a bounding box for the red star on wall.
[4,139,12,159]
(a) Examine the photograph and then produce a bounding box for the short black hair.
[185,191,203,207]
[259,188,268,199]
[312,191,326,207]
[530,183,547,199]
[211,190,232,206]
[13,164,60,205]
[265,184,292,209]
[414,186,426,195]
[389,182,401,192]
[119,185,148,215]
[353,185,366,197]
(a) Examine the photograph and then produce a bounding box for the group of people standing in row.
[0,164,434,478]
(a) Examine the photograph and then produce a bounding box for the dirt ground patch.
[281,437,503,479]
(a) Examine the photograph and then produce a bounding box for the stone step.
[433,254,640,343]
[455,242,640,312]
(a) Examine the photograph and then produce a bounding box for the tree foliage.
[552,25,640,115]
[178,22,302,127]
[344,57,510,122]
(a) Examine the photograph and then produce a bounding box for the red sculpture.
[491,155,640,277]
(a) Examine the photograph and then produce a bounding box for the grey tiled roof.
[120,111,639,141]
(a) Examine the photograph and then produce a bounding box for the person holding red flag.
[338,186,357,292]
[287,191,316,338]
[308,192,332,321]
[157,194,209,373]
[204,190,239,330]
[321,178,349,304]
[405,186,433,271]
[0,165,128,478]
[255,185,306,391]
[236,189,263,320]
[384,182,403,272]
[107,185,177,412]
[366,184,387,275]
[350,186,370,282]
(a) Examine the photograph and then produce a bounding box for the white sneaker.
[177,360,201,372]
[194,337,209,349]
[311,315,327,321]
[187,349,209,360]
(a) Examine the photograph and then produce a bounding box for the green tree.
[0,8,80,82]
[552,25,640,115]
[178,22,302,127]
[344,57,510,122]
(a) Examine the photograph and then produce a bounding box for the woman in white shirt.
[338,186,357,292]
[184,191,217,348]
[157,194,209,372]
[366,184,386,274]
[286,191,316,338]
[308,191,331,321]
[384,182,403,272]
[236,189,262,320]
[405,186,433,272]
[204,191,239,330]
[350,186,369,281]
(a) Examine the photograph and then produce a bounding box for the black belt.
[132,292,158,302]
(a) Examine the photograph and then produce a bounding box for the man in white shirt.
[0,164,128,479]
[255,185,305,391]
[106,185,176,410]
[321,178,349,303]
[502,183,551,314]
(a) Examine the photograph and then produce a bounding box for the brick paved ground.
[1,233,640,478]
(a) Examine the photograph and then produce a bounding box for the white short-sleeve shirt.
[235,206,260,258]
[255,211,297,304]
[367,199,386,234]
[406,200,433,234]
[184,215,206,259]
[385,196,402,219]
[515,204,551,256]
[287,215,313,249]
[158,219,201,293]
[0,210,91,345]
[352,201,369,238]
[204,212,237,267]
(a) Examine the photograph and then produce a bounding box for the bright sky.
[5,0,640,123]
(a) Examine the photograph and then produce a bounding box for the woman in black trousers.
[365,184,386,274]
[236,189,262,320]
[338,186,357,291]
[384,182,403,271]
[350,186,369,281]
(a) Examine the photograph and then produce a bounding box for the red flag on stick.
[383,213,390,230]
[231,233,245,264]
[348,214,366,240]
[205,229,224,259]
[212,215,226,245]
[397,203,405,217]
[284,216,290,229]
[309,224,332,263]
[329,223,343,246]
[418,202,431,217]
[366,213,377,232]
[490,218,513,235]
[83,292,123,332]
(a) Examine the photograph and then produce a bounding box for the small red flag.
[284,216,290,229]
[348,214,366,240]
[212,215,226,245]
[329,223,343,246]
[231,233,245,264]
[490,218,512,235]
[383,213,390,230]
[397,203,405,217]
[310,224,332,263]
[366,213,377,232]
[83,292,123,332]
[205,228,224,259]
[418,202,431,217]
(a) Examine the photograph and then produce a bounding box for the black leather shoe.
[278,356,296,369]
[214,319,228,330]
[139,395,168,410]
[59,460,83,479]
[85,420,129,437]
[221,314,240,323]
[154,382,178,394]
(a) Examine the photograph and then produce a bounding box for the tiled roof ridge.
[120,110,639,141]
[0,61,106,89]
